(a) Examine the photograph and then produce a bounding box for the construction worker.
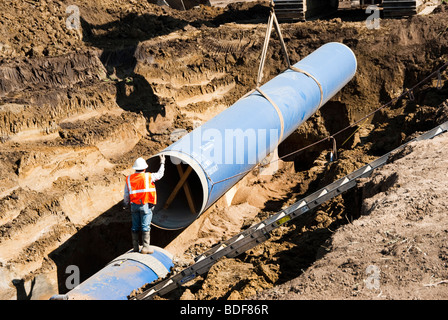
[123,155,165,254]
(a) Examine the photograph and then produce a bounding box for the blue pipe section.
[51,247,174,300]
[151,42,357,230]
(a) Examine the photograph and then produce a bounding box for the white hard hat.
[132,157,148,170]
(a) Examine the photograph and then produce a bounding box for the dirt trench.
[0,0,447,300]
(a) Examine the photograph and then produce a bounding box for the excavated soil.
[0,0,447,300]
[254,131,448,300]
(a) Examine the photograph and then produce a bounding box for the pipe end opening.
[147,155,207,230]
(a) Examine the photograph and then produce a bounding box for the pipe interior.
[147,155,205,230]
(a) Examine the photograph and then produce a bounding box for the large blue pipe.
[149,42,357,230]
[50,247,174,300]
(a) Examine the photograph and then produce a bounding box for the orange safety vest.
[126,172,157,205]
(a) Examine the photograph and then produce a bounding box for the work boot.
[140,231,153,254]
[132,232,140,252]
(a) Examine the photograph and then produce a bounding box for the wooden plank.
[176,165,196,214]
[163,166,193,210]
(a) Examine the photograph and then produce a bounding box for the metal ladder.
[132,120,448,300]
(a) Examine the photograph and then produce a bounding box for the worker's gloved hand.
[160,154,165,164]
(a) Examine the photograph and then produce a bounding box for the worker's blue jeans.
[131,203,153,233]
